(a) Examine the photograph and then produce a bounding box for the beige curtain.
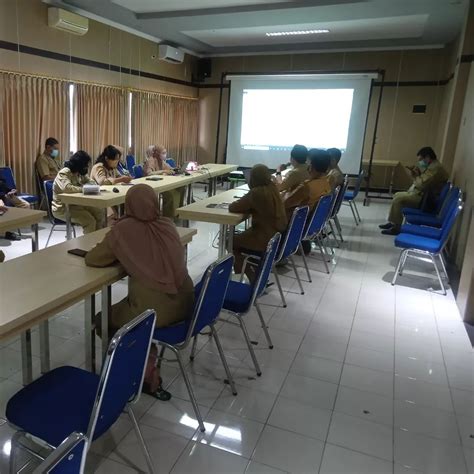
[0,73,69,194]
[76,84,127,160]
[132,91,198,165]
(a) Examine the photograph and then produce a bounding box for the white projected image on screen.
[240,89,354,151]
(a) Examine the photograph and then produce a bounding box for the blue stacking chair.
[402,181,451,219]
[152,255,236,433]
[126,155,136,175]
[404,185,459,228]
[343,170,364,225]
[166,158,177,169]
[6,310,157,474]
[44,180,76,247]
[392,197,463,295]
[132,164,144,179]
[400,187,461,240]
[302,194,334,274]
[0,166,38,206]
[221,233,281,364]
[328,177,349,244]
[32,432,87,474]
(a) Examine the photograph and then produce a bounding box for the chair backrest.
[132,164,144,179]
[277,206,309,261]
[43,180,57,224]
[331,176,349,218]
[166,158,177,169]
[0,166,16,189]
[188,254,234,339]
[87,310,156,441]
[33,432,87,474]
[438,186,460,220]
[126,155,135,174]
[439,192,463,245]
[328,185,341,219]
[304,193,333,239]
[351,170,364,198]
[435,181,451,213]
[254,233,282,299]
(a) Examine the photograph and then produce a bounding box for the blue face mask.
[50,149,59,159]
[418,159,428,171]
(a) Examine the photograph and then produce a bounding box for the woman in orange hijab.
[86,184,194,399]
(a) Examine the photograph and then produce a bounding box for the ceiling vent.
[48,7,89,36]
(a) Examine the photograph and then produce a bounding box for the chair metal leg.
[273,266,287,308]
[399,250,409,276]
[127,407,156,474]
[392,250,406,285]
[334,215,344,242]
[299,244,312,282]
[175,348,205,432]
[45,225,55,248]
[210,325,237,395]
[190,335,198,361]
[289,256,304,295]
[255,301,273,349]
[317,237,330,274]
[235,314,262,376]
[328,220,340,247]
[438,253,450,283]
[353,200,362,222]
[430,254,447,295]
[349,201,359,225]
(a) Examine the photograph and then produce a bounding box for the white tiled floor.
[1,189,473,474]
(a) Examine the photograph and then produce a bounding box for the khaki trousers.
[54,205,103,234]
[162,189,184,219]
[388,191,422,227]
[2,195,30,208]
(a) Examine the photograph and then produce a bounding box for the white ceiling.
[48,0,468,56]
[111,0,290,14]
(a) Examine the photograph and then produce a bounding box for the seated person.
[229,164,287,281]
[326,147,344,190]
[144,144,183,219]
[85,184,194,399]
[0,175,29,241]
[379,146,448,235]
[36,137,61,181]
[52,151,103,234]
[90,145,132,185]
[275,144,309,193]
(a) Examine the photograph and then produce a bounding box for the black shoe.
[378,222,393,230]
[5,231,20,241]
[381,228,400,236]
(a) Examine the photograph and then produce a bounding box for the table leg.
[103,209,108,228]
[65,204,72,240]
[101,285,111,358]
[85,294,96,373]
[20,330,33,386]
[31,223,39,252]
[186,184,193,205]
[39,322,50,374]
[389,166,395,195]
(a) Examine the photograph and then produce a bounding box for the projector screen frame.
[215,69,386,204]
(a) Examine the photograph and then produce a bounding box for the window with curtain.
[132,91,199,165]
[0,73,69,194]
[76,83,127,160]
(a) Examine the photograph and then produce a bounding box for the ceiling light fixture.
[266,29,330,37]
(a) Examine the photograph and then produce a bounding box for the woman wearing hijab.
[229,164,287,280]
[85,184,194,399]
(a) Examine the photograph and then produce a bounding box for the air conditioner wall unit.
[48,7,89,36]
[158,44,184,64]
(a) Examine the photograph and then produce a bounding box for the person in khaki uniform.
[90,145,132,186]
[52,151,103,234]
[0,178,29,240]
[326,147,344,191]
[380,147,449,235]
[229,164,287,280]
[85,184,194,400]
[275,144,309,193]
[36,137,61,181]
[144,144,183,219]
